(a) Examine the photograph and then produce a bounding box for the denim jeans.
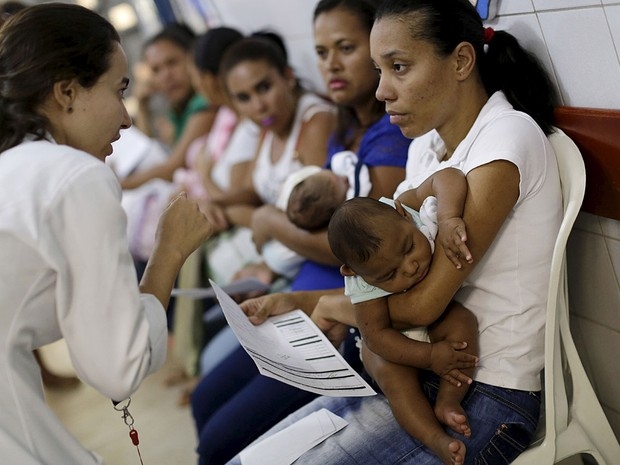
[226,372,541,465]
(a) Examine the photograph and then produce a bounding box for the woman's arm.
[251,205,339,265]
[121,110,217,190]
[387,160,520,328]
[367,165,406,200]
[295,110,336,166]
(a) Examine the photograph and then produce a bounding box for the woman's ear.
[453,41,476,81]
[52,79,77,113]
[340,264,357,277]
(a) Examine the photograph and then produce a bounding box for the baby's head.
[286,169,349,231]
[328,197,433,293]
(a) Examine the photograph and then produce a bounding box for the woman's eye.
[235,93,250,103]
[316,48,327,59]
[256,82,271,94]
[340,44,354,54]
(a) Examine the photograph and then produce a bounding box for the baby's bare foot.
[430,434,466,465]
[435,401,471,438]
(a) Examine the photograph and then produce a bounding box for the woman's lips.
[329,79,347,90]
[261,116,275,127]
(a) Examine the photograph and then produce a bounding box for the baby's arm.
[397,168,471,268]
[355,298,476,385]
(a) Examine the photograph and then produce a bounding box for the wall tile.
[534,0,603,10]
[604,5,620,63]
[208,0,315,38]
[538,8,620,108]
[600,216,620,239]
[571,318,620,414]
[574,212,603,235]
[497,0,534,15]
[567,230,620,330]
[602,0,620,5]
[605,237,620,301]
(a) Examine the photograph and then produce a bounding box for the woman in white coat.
[0,4,212,464]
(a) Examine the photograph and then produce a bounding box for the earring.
[67,106,73,114]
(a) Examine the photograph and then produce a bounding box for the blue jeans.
[226,372,541,465]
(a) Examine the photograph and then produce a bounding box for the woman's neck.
[439,83,489,160]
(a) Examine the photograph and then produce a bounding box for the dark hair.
[144,22,196,54]
[376,0,558,135]
[220,35,290,82]
[251,29,288,62]
[0,3,120,154]
[287,177,338,231]
[313,0,385,148]
[328,197,399,266]
[0,0,27,24]
[193,27,243,75]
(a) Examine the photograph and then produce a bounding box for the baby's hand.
[438,217,472,269]
[428,340,478,387]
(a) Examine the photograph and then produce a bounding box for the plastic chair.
[511,129,620,464]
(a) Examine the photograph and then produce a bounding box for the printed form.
[210,280,376,397]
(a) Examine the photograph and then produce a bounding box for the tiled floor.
[43,344,199,465]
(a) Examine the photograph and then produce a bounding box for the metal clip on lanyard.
[112,398,144,465]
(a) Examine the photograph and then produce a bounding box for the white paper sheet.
[171,277,270,300]
[240,408,348,465]
[210,280,376,397]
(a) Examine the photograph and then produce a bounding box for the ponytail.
[481,30,558,135]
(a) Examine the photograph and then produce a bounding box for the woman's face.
[370,16,458,139]
[314,7,378,109]
[144,39,193,106]
[187,59,220,105]
[63,42,131,160]
[225,59,297,136]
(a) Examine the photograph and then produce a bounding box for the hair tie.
[483,27,495,44]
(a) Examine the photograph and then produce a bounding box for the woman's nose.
[327,50,341,71]
[375,74,393,103]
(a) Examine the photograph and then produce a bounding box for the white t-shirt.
[252,92,334,205]
[396,92,562,391]
[0,139,168,464]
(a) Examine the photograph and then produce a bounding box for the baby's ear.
[340,264,357,277]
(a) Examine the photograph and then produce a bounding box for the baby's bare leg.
[428,301,479,437]
[362,343,465,465]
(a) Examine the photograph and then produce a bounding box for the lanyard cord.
[112,398,145,465]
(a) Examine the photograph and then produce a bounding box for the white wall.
[198,0,620,441]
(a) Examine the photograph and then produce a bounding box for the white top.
[211,117,261,192]
[344,196,437,304]
[252,92,334,205]
[330,150,371,199]
[396,92,562,391]
[0,139,168,464]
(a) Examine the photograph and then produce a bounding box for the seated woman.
[189,1,411,464]
[121,22,217,191]
[185,31,337,379]
[227,0,562,464]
